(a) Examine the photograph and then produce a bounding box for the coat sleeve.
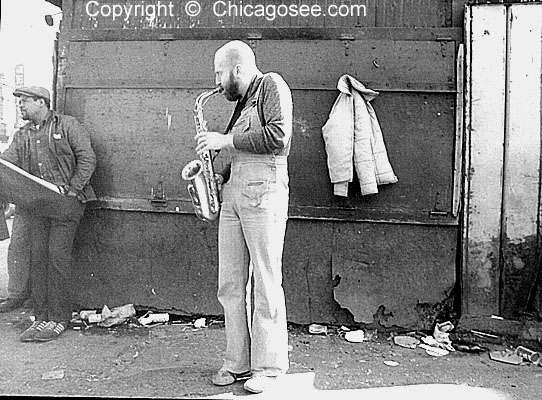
[0,131,22,167]
[64,117,96,193]
[321,93,354,197]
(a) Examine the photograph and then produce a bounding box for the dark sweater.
[227,72,293,156]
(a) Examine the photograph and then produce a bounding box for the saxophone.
[181,87,222,222]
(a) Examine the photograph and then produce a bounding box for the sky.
[0,0,61,135]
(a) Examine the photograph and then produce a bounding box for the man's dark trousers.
[29,199,84,323]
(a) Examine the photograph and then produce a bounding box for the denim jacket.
[1,111,97,203]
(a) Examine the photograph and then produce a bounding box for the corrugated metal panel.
[64,87,231,201]
[61,38,457,224]
[72,210,456,327]
[63,39,455,92]
[376,0,452,27]
[72,209,222,314]
[331,222,456,328]
[55,0,466,327]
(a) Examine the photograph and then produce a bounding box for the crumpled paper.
[98,304,136,327]
[432,321,455,352]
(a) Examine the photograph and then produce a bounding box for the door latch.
[151,181,167,207]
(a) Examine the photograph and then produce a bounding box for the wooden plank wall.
[464,3,542,318]
[464,5,506,317]
[500,4,542,316]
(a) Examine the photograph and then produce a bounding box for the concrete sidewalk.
[0,306,541,399]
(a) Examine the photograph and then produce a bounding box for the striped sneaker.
[20,320,48,342]
[34,321,66,342]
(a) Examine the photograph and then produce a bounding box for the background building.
[0,0,60,149]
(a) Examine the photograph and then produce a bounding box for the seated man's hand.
[61,185,78,198]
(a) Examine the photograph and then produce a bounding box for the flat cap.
[13,86,50,102]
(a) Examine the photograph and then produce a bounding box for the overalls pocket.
[241,180,269,208]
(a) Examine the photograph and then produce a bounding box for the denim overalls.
[217,82,289,376]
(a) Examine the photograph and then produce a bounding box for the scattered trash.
[419,343,449,357]
[308,324,327,335]
[79,310,97,320]
[138,312,170,326]
[471,330,499,338]
[489,349,523,365]
[433,321,455,352]
[344,330,365,343]
[364,329,378,341]
[98,304,136,328]
[42,369,65,380]
[421,335,440,347]
[393,335,420,349]
[514,345,541,364]
[383,360,400,367]
[451,340,487,353]
[88,313,103,323]
[193,317,207,329]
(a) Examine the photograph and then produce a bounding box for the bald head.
[215,40,257,71]
[214,41,261,102]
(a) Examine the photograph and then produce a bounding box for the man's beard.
[223,73,242,102]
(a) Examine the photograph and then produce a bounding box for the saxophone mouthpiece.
[215,86,224,94]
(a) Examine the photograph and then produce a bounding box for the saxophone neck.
[196,87,221,108]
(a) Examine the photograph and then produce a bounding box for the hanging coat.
[322,74,398,196]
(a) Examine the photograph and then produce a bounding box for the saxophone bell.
[181,159,220,222]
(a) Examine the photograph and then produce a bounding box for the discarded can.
[344,330,366,343]
[138,313,169,325]
[514,346,541,364]
[88,313,103,323]
[79,310,97,320]
[308,324,327,335]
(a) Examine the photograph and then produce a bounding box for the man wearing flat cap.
[1,86,96,342]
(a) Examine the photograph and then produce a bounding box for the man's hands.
[61,185,78,198]
[195,131,233,154]
[214,174,225,186]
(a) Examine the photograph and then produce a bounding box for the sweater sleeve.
[232,73,293,154]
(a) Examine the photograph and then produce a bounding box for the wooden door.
[464,2,542,318]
